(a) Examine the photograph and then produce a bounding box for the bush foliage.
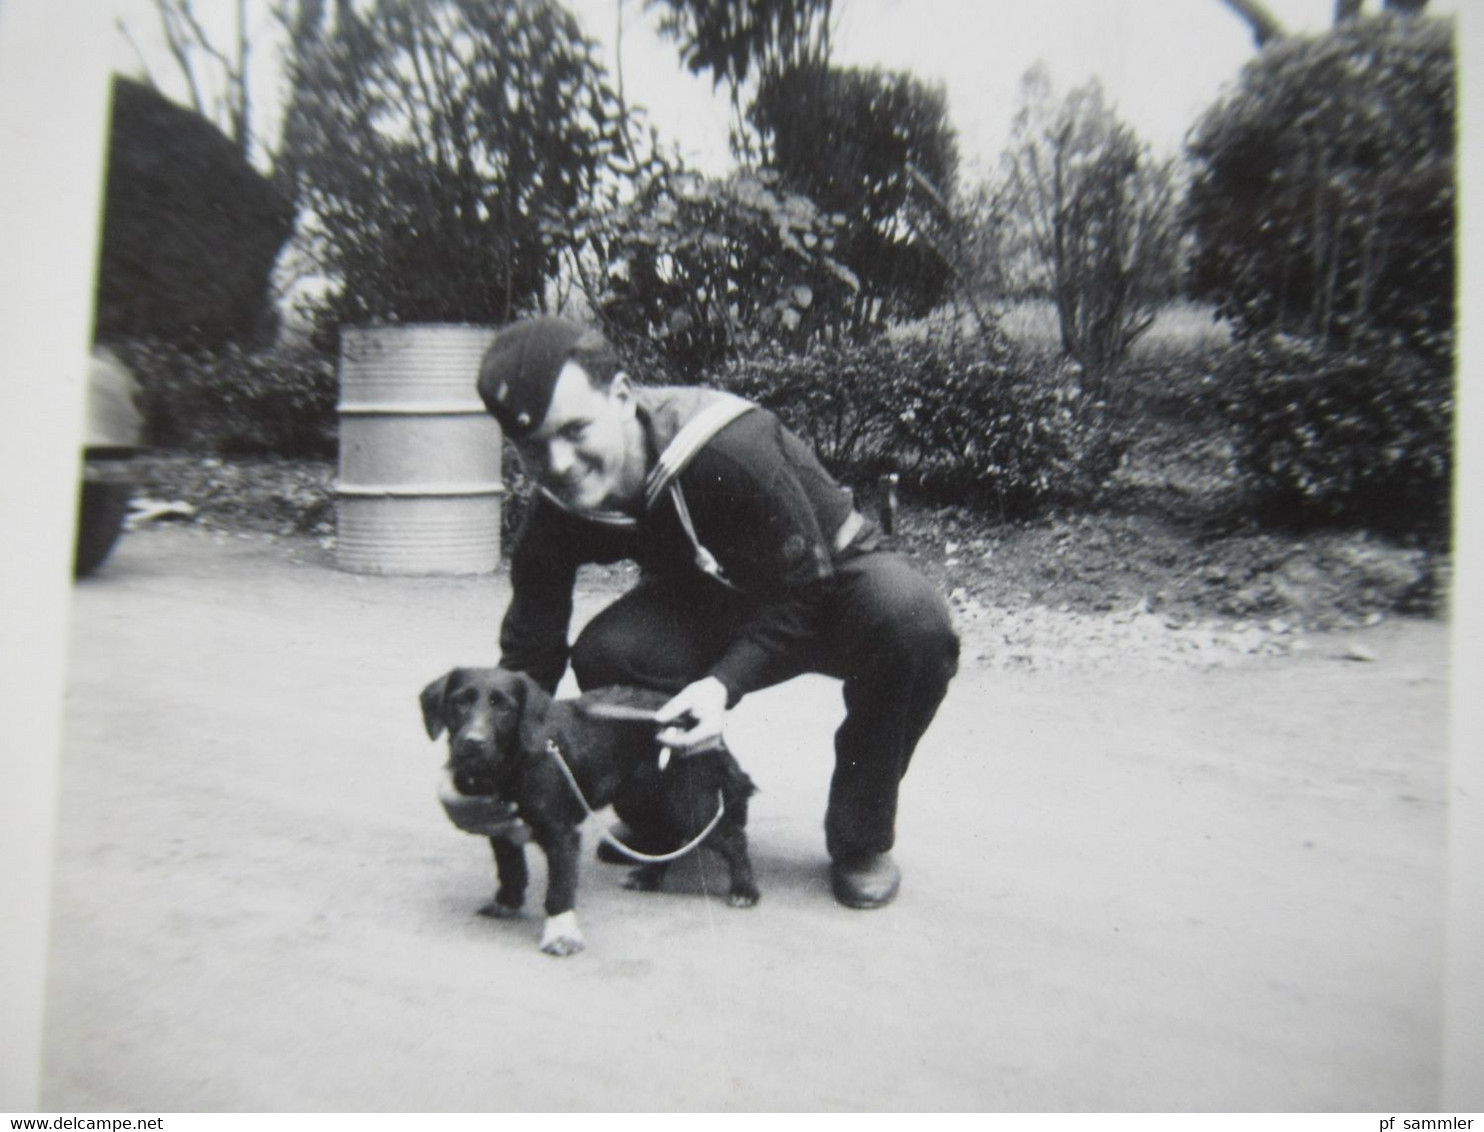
[994,68,1181,385]
[751,62,958,335]
[281,0,628,349]
[709,335,1125,518]
[1217,335,1452,544]
[113,339,339,459]
[1184,15,1454,351]
[109,5,1457,547]
[703,337,899,471]
[570,168,858,380]
[1184,15,1454,545]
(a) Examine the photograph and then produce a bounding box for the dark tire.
[74,480,132,578]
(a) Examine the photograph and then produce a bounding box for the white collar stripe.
[642,396,755,510]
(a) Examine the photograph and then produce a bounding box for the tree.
[1188,14,1455,544]
[119,0,255,162]
[279,0,630,344]
[648,0,832,153]
[651,4,959,339]
[1219,0,1430,48]
[750,62,959,336]
[116,0,327,174]
[994,67,1181,387]
[1183,14,1454,350]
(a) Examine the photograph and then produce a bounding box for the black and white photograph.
[1,0,1480,1116]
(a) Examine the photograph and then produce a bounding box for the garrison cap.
[477,317,588,439]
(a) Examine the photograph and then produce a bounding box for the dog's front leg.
[480,836,528,919]
[535,825,585,957]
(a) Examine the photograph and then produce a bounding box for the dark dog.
[419,666,759,956]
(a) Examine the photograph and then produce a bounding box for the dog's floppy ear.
[419,671,455,740]
[511,670,554,755]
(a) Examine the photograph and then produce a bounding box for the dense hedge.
[96,78,295,350]
[1184,16,1453,352]
[709,336,1126,518]
[109,317,1451,546]
[112,339,339,459]
[705,338,900,472]
[1217,334,1452,545]
[1181,17,1455,547]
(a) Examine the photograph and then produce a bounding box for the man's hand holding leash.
[656,675,730,755]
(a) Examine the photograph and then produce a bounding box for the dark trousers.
[568,551,960,861]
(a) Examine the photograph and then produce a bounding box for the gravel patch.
[124,454,1443,674]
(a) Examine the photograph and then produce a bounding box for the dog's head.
[419,667,552,795]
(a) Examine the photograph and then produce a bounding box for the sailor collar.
[535,390,756,529]
[532,389,756,588]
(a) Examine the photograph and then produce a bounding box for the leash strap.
[667,482,740,590]
[543,738,726,865]
[645,395,755,591]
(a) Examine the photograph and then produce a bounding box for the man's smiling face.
[512,362,644,514]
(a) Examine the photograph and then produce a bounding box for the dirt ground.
[41,524,1452,1111]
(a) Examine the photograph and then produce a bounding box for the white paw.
[539,910,585,956]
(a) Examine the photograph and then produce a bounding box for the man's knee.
[887,611,960,685]
[569,620,636,690]
[859,568,959,679]
[569,606,709,693]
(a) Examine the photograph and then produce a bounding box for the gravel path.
[39,524,1453,1111]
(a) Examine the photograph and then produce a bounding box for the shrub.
[1217,334,1452,544]
[707,338,901,473]
[283,0,625,348]
[112,338,339,458]
[1184,15,1454,352]
[995,68,1181,384]
[709,335,1126,519]
[751,62,958,335]
[887,344,1126,517]
[572,168,858,380]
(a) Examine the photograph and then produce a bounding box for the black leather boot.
[830,852,901,909]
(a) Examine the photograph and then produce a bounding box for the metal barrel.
[334,324,503,575]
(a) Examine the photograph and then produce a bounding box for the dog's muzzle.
[455,731,495,761]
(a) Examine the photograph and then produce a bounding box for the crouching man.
[478,317,959,908]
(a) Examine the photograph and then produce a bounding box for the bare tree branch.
[176,0,233,72]
[1219,0,1287,47]
[155,0,208,115]
[138,0,257,160]
[904,163,999,344]
[116,18,165,91]
[234,0,251,158]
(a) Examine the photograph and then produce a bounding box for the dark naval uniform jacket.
[498,385,880,703]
